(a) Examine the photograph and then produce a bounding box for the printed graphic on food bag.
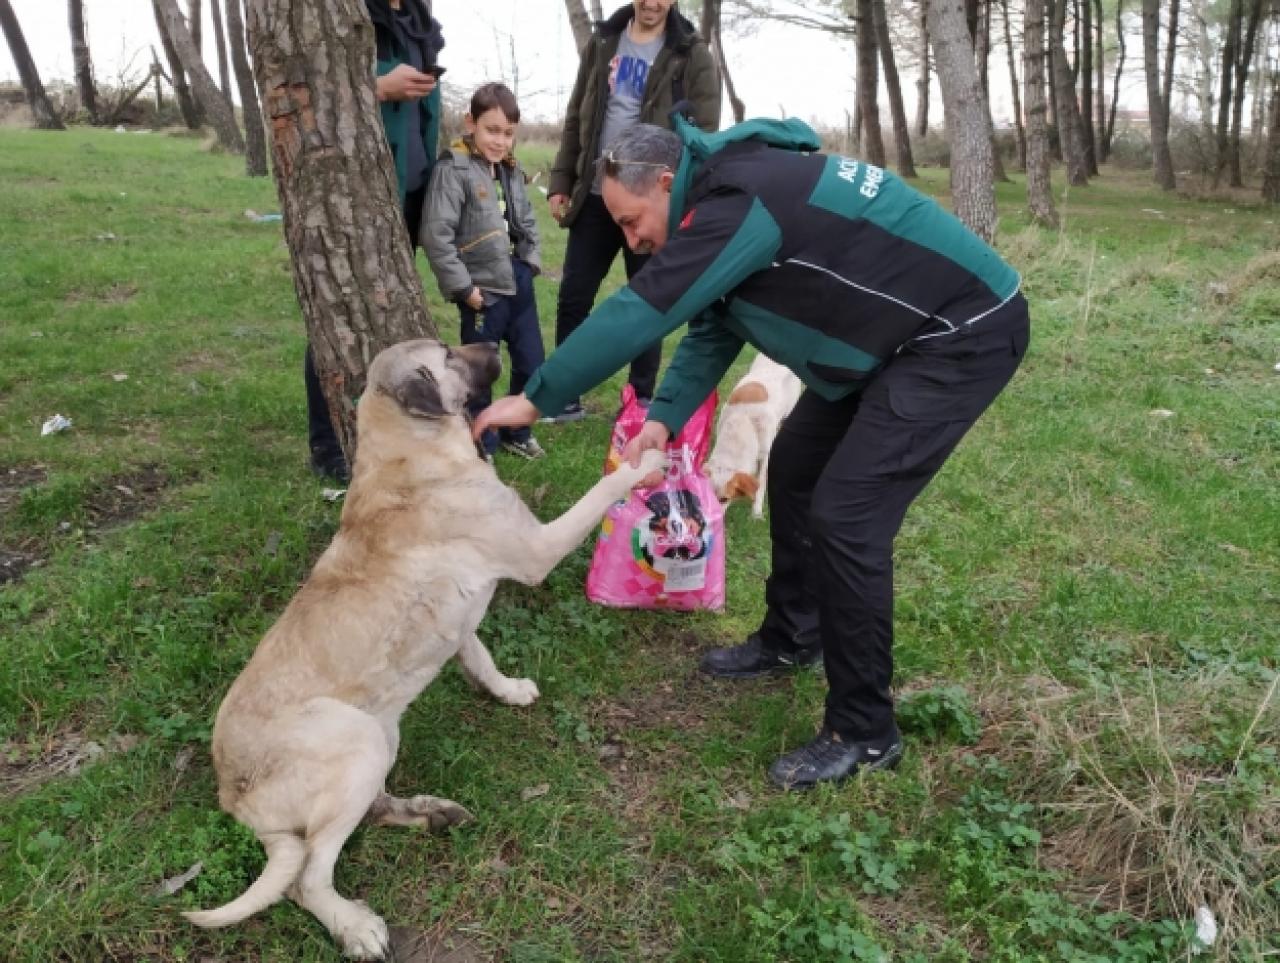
[632,488,711,591]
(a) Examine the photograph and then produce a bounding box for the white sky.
[0,0,1149,129]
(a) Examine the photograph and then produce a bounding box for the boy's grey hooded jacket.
[422,137,541,303]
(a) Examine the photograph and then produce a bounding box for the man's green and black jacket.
[523,116,1022,434]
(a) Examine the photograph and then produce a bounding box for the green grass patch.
[1,128,1277,961]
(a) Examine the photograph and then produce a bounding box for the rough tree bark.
[1228,0,1266,186]
[855,0,887,167]
[915,2,930,136]
[874,0,917,176]
[189,0,203,54]
[1106,0,1125,155]
[1094,0,1105,162]
[1000,0,1027,169]
[975,0,1008,182]
[0,0,64,129]
[67,0,98,122]
[155,0,245,153]
[1081,0,1097,173]
[1214,0,1242,186]
[1161,0,1180,128]
[226,0,267,175]
[927,0,999,240]
[210,0,232,101]
[153,0,202,127]
[1024,0,1058,225]
[1264,0,1280,202]
[1142,0,1175,188]
[1049,0,1089,184]
[565,0,592,54]
[702,0,745,123]
[246,0,438,456]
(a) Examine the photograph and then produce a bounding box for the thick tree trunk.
[1080,0,1097,173]
[210,0,232,101]
[1142,0,1176,188]
[155,0,245,153]
[1106,0,1125,155]
[702,0,745,123]
[0,0,64,129]
[153,0,202,127]
[189,0,203,54]
[1264,5,1280,203]
[915,3,930,136]
[246,0,438,457]
[1229,0,1266,186]
[1001,0,1027,169]
[67,0,98,122]
[855,0,887,167]
[565,0,592,54]
[976,0,1009,181]
[1094,0,1106,162]
[927,0,999,240]
[874,0,917,176]
[1049,0,1089,184]
[1024,0,1058,225]
[1215,0,1242,186]
[226,0,267,175]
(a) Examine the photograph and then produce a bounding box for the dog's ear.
[727,472,760,500]
[390,365,448,419]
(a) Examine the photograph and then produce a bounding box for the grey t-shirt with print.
[593,29,665,193]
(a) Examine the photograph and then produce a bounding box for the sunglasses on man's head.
[601,149,671,176]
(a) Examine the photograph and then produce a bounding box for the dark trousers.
[554,191,661,400]
[461,258,546,454]
[760,295,1031,741]
[305,185,428,457]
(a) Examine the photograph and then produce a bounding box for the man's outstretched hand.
[473,394,539,441]
[620,420,672,488]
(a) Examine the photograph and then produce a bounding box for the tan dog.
[706,353,803,518]
[183,339,665,960]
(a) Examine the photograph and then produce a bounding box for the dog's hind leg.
[290,704,394,960]
[456,633,539,706]
[365,792,472,830]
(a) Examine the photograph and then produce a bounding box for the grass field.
[1,127,1277,962]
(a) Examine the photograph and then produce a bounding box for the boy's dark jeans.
[461,258,546,454]
[553,192,660,400]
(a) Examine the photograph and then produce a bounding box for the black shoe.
[698,633,822,679]
[768,726,904,790]
[539,401,586,424]
[309,446,351,484]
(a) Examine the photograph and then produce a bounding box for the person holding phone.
[305,0,445,482]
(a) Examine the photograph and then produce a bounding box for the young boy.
[422,82,546,460]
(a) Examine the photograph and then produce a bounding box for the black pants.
[461,259,546,454]
[760,294,1031,741]
[305,186,428,456]
[554,191,661,400]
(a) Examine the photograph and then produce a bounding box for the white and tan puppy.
[706,353,803,518]
[183,339,665,960]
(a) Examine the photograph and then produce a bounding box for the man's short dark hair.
[595,124,682,193]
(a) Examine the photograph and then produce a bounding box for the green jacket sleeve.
[648,313,744,433]
[523,190,782,422]
[685,42,722,133]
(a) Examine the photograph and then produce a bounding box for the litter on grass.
[41,414,72,436]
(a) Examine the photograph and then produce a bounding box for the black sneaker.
[767,726,904,790]
[539,401,586,424]
[310,446,351,484]
[698,633,822,679]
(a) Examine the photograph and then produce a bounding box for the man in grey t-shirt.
[543,0,720,422]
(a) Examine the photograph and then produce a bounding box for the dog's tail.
[182,831,306,928]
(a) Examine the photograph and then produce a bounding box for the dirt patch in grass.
[63,282,138,305]
[387,925,491,962]
[174,349,235,375]
[1,731,139,799]
[84,465,169,530]
[0,464,48,584]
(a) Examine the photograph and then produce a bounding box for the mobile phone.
[422,64,446,78]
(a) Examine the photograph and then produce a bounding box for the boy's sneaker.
[502,437,546,460]
[540,401,586,424]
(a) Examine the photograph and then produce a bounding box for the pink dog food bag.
[587,389,725,611]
